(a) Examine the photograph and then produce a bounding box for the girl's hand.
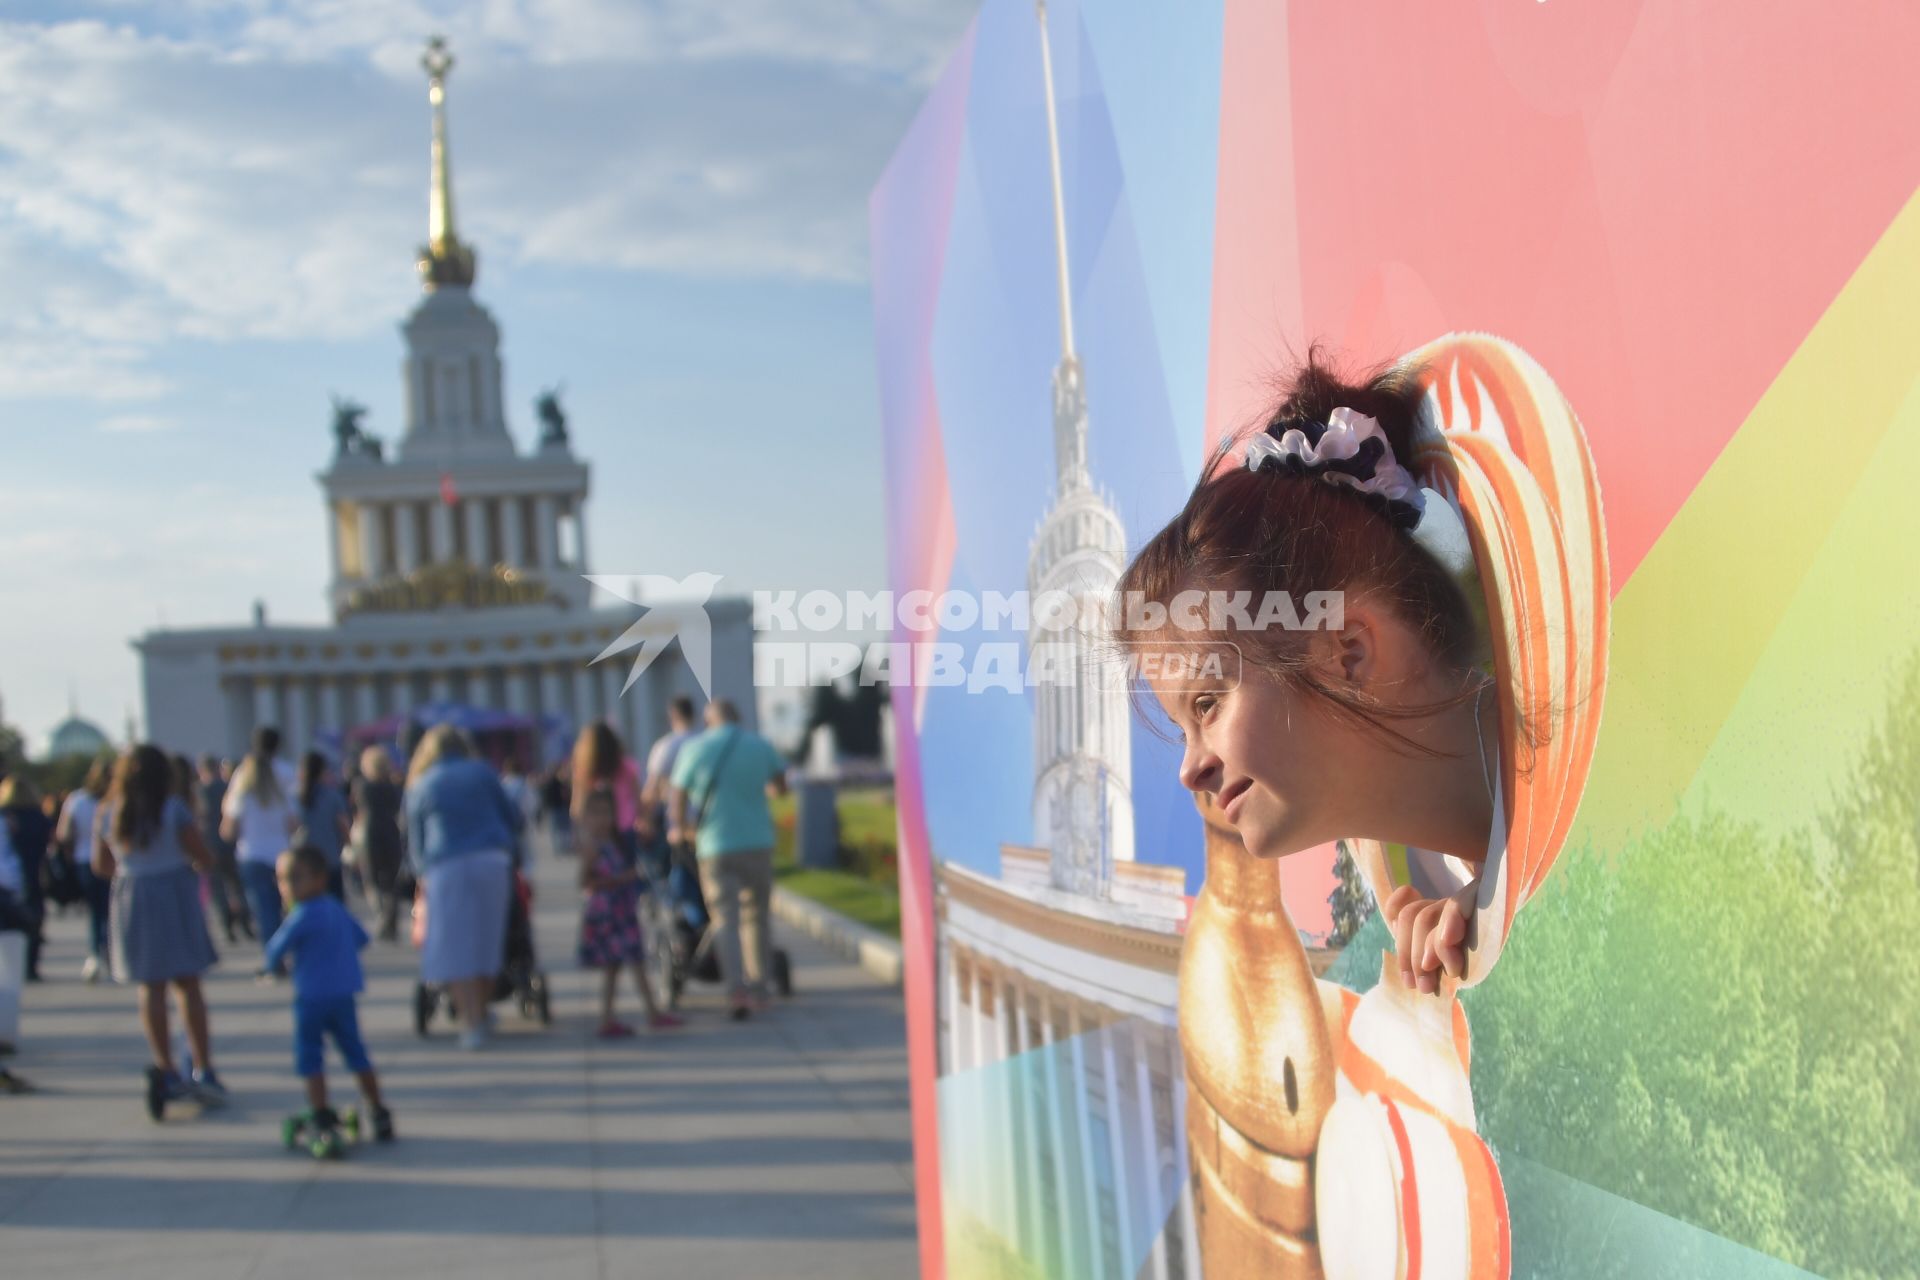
[180,824,215,879]
[1382,881,1479,995]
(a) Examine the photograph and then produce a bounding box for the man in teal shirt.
[667,698,789,1018]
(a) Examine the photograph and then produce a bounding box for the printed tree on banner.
[1327,841,1373,947]
[1459,647,1920,1278]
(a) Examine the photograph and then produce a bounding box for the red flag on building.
[439,472,458,506]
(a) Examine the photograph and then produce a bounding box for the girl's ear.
[1313,601,1380,687]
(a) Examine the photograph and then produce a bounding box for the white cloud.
[0,1,973,397]
[98,412,176,433]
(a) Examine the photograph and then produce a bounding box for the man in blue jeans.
[667,698,789,1019]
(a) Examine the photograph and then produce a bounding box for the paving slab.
[0,834,917,1278]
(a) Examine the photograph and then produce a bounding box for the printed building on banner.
[135,39,754,763]
[932,6,1197,1276]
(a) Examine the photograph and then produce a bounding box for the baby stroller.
[413,867,552,1036]
[640,841,792,1011]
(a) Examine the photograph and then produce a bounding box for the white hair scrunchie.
[1243,406,1474,584]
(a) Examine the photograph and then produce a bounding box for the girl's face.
[1145,600,1424,859]
[1150,657,1357,859]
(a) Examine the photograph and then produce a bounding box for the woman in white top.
[220,746,297,979]
[54,760,112,983]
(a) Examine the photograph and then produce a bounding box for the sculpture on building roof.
[330,395,384,460]
[331,395,367,454]
[536,386,569,447]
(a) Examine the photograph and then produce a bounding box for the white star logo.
[584,573,723,697]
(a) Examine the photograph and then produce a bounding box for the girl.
[295,752,351,900]
[55,761,111,982]
[350,746,407,941]
[1119,338,1607,996]
[95,744,226,1106]
[222,743,298,979]
[570,723,647,857]
[575,789,679,1038]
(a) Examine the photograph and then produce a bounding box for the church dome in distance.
[48,714,110,761]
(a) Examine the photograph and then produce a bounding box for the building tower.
[1025,0,1135,893]
[318,35,592,625]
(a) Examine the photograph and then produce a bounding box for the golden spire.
[417,35,476,290]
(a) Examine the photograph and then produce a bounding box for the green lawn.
[769,785,901,937]
[773,864,901,938]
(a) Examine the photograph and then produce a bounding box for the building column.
[948,952,969,1074]
[572,663,598,730]
[395,503,421,574]
[356,504,383,580]
[507,666,533,716]
[1132,1022,1172,1280]
[1100,1026,1135,1277]
[285,676,310,758]
[599,661,626,737]
[936,942,952,1075]
[974,960,996,1069]
[253,677,279,736]
[325,502,342,583]
[539,665,565,727]
[1174,1071,1202,1280]
[318,678,342,741]
[429,669,453,705]
[1013,975,1043,1265]
[354,676,378,728]
[431,500,455,565]
[572,495,590,572]
[223,681,251,759]
[998,974,1020,1247]
[534,495,559,569]
[1043,1009,1080,1280]
[956,955,975,1074]
[501,496,526,569]
[1071,1017,1104,1278]
[390,672,416,718]
[464,498,490,568]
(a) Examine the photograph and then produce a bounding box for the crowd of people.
[0,693,792,1133]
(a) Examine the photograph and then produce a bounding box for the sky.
[0,0,976,753]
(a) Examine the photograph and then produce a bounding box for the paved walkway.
[0,837,916,1278]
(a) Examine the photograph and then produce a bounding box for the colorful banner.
[873,3,1920,1277]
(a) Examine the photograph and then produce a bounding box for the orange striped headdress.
[1346,333,1610,987]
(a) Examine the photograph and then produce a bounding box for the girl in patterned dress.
[576,790,680,1038]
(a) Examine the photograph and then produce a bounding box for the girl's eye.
[1193,694,1217,718]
